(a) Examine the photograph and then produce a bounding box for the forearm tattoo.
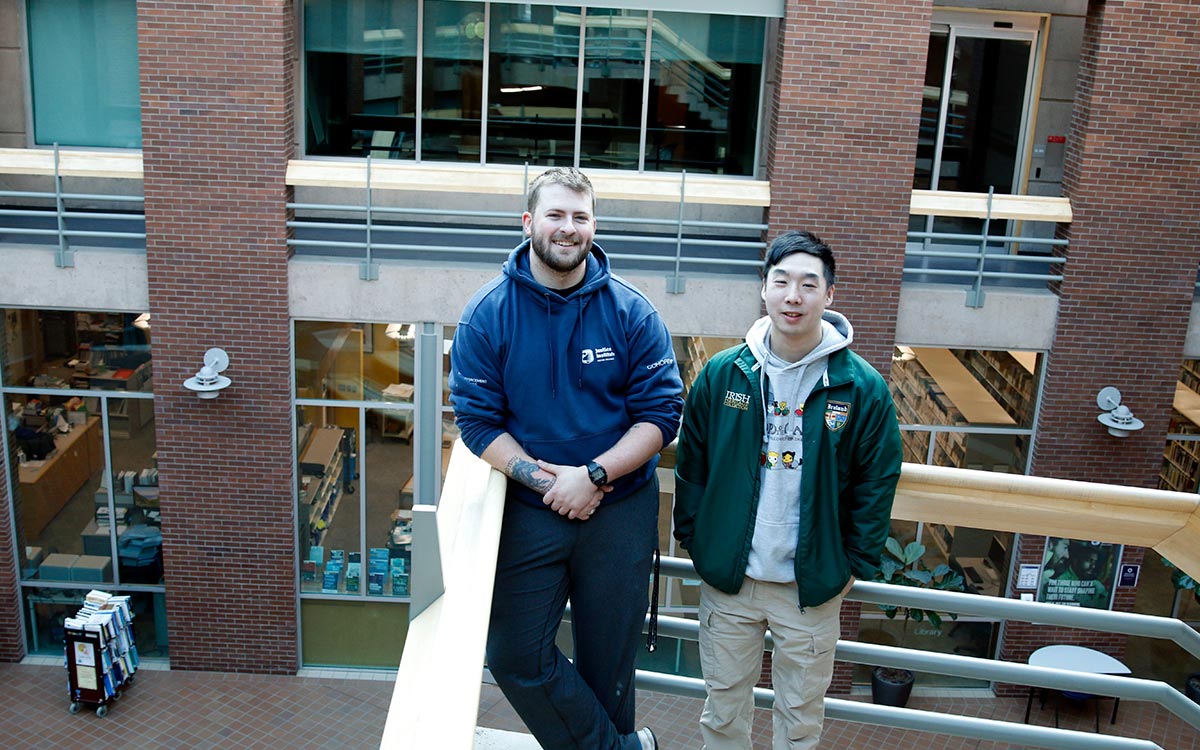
[505,456,554,494]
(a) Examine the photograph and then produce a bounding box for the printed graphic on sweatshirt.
[825,400,850,432]
[762,383,803,470]
[760,448,802,470]
[770,400,803,417]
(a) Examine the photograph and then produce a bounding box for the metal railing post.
[53,143,74,268]
[965,186,994,308]
[360,154,380,280]
[667,170,686,294]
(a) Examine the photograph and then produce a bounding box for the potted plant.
[869,535,966,707]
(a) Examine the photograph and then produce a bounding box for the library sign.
[1036,537,1122,610]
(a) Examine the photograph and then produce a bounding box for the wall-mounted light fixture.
[133,312,151,330]
[1096,386,1144,438]
[183,348,231,399]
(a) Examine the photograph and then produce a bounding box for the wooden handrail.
[380,440,507,750]
[0,147,142,179]
[0,149,1075,222]
[286,159,773,207]
[910,189,1073,223]
[894,462,1200,581]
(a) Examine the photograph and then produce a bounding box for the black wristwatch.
[586,460,608,487]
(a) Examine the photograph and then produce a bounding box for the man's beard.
[532,233,591,273]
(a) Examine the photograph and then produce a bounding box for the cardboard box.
[71,555,113,583]
[39,553,79,581]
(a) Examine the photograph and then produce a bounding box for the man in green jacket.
[673,230,902,750]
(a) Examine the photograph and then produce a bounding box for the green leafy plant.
[873,536,966,630]
[1161,557,1200,607]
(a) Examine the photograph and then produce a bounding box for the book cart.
[64,590,139,717]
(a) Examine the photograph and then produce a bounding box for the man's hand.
[537,461,609,520]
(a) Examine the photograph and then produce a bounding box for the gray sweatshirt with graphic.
[744,311,853,583]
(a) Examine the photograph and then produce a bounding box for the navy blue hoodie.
[450,240,683,508]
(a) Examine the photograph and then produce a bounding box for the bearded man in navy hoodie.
[450,167,683,750]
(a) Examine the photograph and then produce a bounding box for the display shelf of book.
[64,590,138,718]
[299,426,346,550]
[891,359,968,467]
[1180,360,1200,394]
[1160,437,1200,493]
[951,349,1034,426]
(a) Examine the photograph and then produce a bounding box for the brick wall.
[764,0,932,373]
[1006,0,1200,692]
[1032,0,1200,486]
[139,1,297,673]
[0,319,22,659]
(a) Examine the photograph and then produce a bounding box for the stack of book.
[64,590,138,702]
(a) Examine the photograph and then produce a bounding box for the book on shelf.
[321,566,342,593]
[308,546,325,564]
[301,560,317,582]
[346,561,361,592]
[368,548,389,595]
[390,557,409,596]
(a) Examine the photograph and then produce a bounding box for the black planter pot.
[1186,673,1200,704]
[871,667,915,707]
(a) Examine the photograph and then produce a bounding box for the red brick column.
[1032,0,1200,489]
[764,0,932,372]
[762,0,932,694]
[1002,0,1200,694]
[139,1,297,673]
[0,440,23,661]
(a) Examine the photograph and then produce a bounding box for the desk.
[18,417,104,538]
[1024,645,1130,730]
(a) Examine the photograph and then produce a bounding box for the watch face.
[588,462,606,486]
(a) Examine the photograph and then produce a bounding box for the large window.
[2,308,161,656]
[294,320,454,666]
[26,0,141,148]
[304,0,419,159]
[303,0,768,174]
[867,345,1043,686]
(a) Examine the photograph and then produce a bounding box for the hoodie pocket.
[523,427,625,468]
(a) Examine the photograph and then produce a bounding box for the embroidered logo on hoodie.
[581,346,616,365]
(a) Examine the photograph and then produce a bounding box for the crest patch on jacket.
[825,400,850,431]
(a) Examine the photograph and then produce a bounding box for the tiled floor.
[4,659,1197,749]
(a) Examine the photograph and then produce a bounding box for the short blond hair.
[527,167,595,214]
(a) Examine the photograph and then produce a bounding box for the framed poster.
[1037,537,1122,609]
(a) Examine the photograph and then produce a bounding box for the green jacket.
[673,343,902,608]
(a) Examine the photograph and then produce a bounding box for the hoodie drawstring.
[576,298,584,389]
[544,294,556,398]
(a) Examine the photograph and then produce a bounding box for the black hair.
[762,230,836,287]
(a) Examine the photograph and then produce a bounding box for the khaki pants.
[698,579,842,750]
